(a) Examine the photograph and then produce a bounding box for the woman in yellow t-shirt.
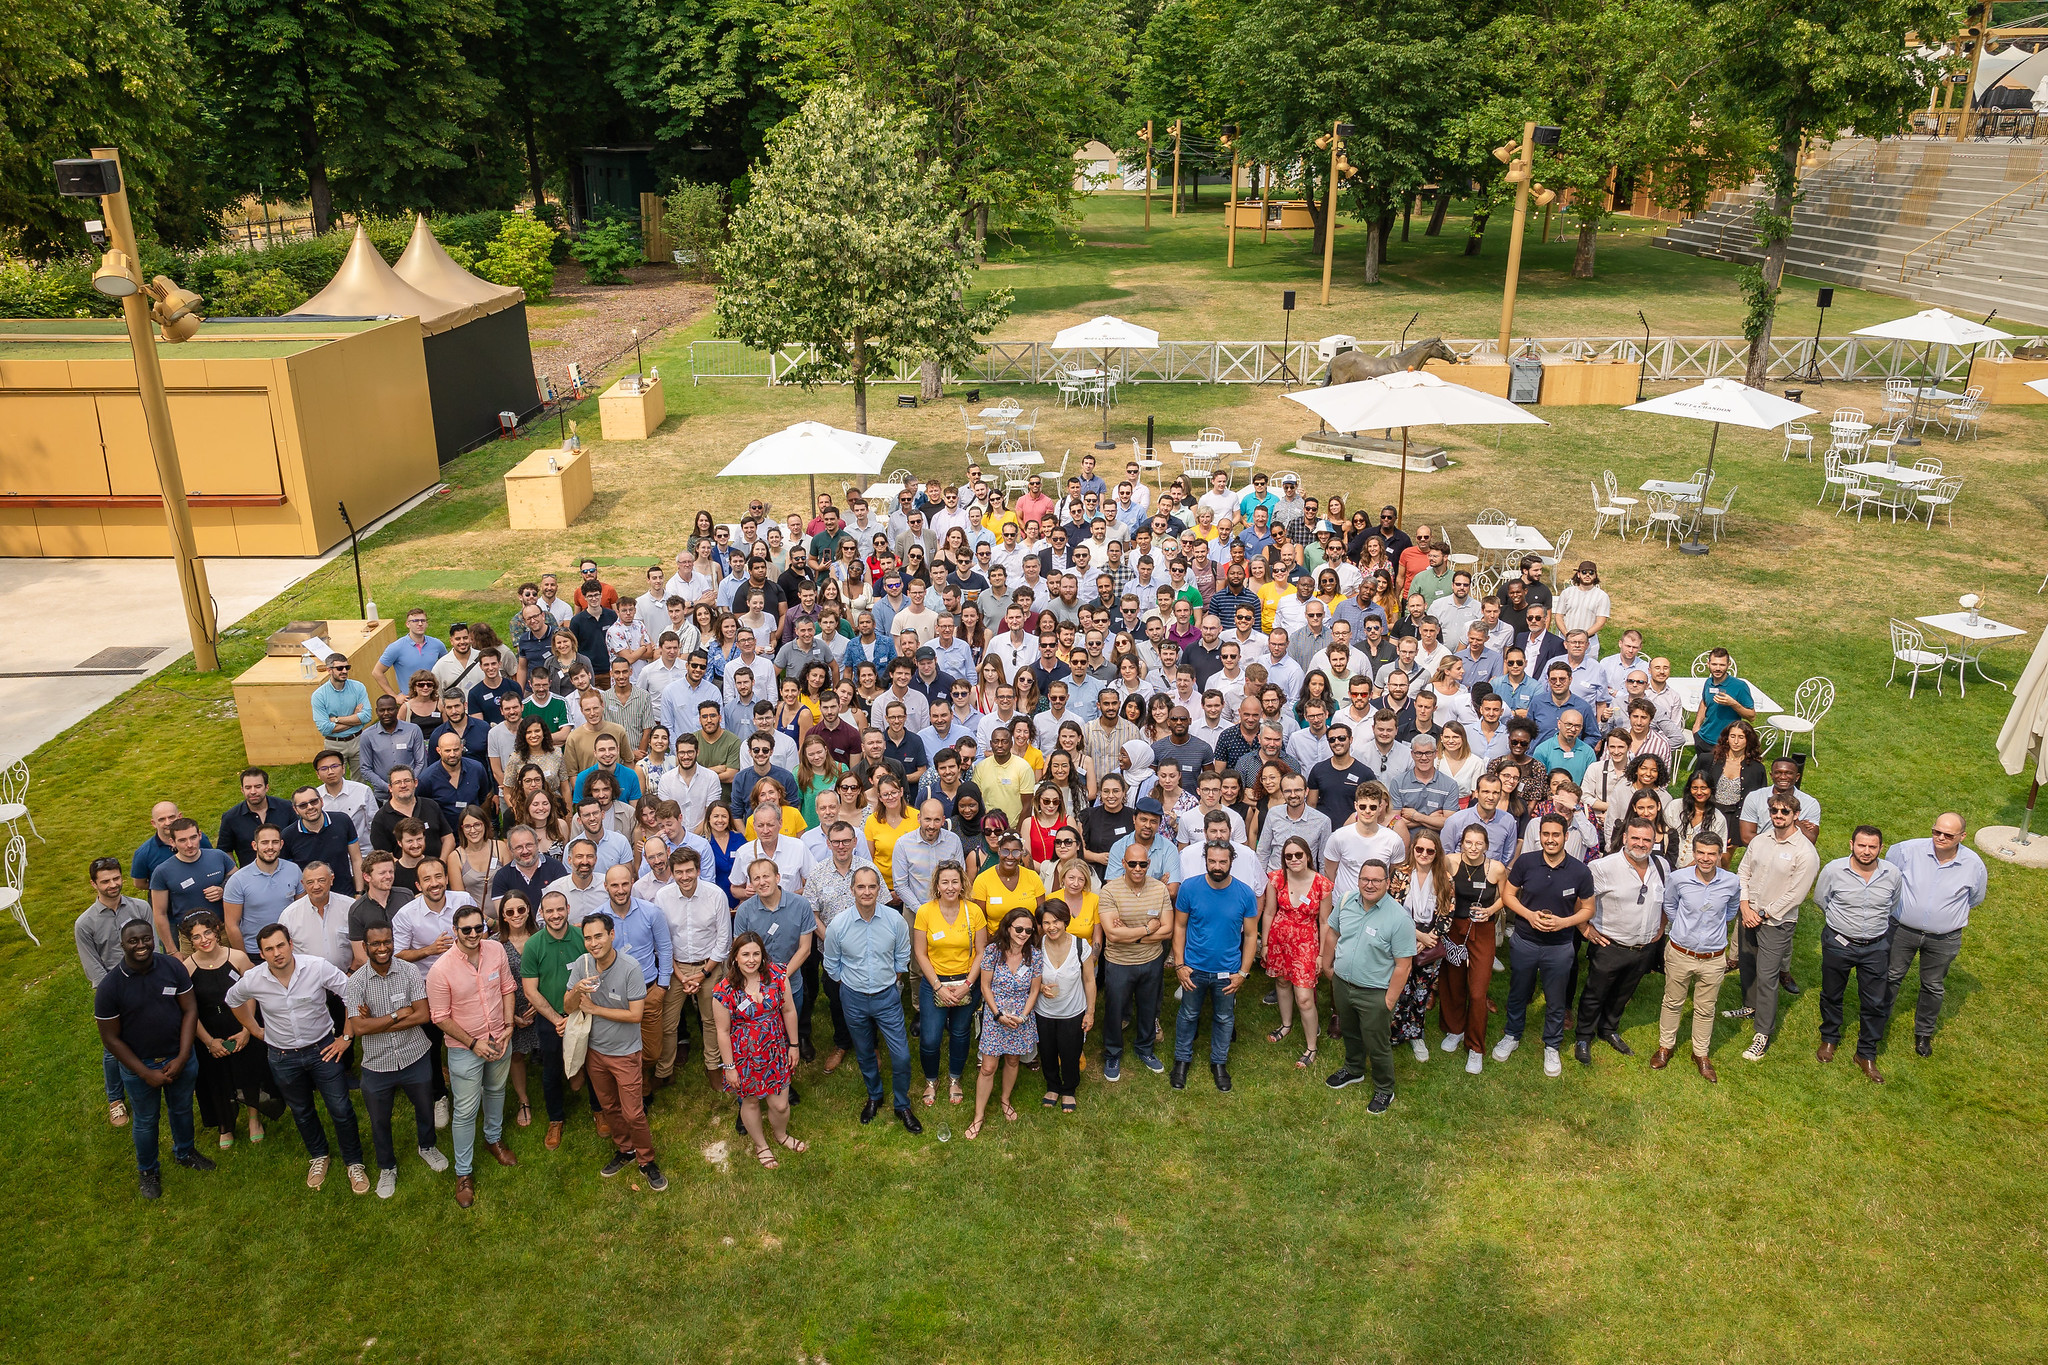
[1049,858,1101,952]
[1247,557,1282,631]
[743,784,807,839]
[970,832,1046,938]
[864,771,918,891]
[913,860,986,1107]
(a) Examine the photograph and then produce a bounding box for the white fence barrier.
[689,336,2012,387]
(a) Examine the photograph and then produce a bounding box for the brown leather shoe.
[824,1048,846,1074]
[487,1140,518,1167]
[1816,1042,1836,1063]
[1855,1055,1885,1084]
[1649,1047,1673,1070]
[544,1121,563,1150]
[1693,1053,1718,1083]
[455,1175,475,1208]
[594,1112,612,1138]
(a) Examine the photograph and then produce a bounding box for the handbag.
[564,1009,592,1078]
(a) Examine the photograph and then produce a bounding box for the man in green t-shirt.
[522,671,571,736]
[519,890,586,1149]
[1320,860,1416,1114]
[692,702,744,804]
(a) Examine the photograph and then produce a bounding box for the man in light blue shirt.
[823,868,919,1130]
[1882,812,1986,1056]
[375,609,447,698]
[310,657,372,765]
[928,622,974,682]
[1654,832,1741,1077]
[1108,802,1178,890]
[1525,662,1595,741]
[223,827,304,954]
[1533,711,1595,784]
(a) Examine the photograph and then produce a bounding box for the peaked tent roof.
[393,214,525,316]
[287,226,478,335]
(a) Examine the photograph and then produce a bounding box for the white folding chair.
[0,833,32,946]
[1589,481,1627,539]
[1782,423,1814,463]
[1602,470,1639,523]
[1887,619,1951,698]
[1767,676,1834,766]
[0,759,38,841]
[1693,483,1736,542]
[1915,476,1962,530]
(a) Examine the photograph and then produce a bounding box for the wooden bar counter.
[232,618,395,765]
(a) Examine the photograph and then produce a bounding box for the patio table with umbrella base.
[1622,379,1816,556]
[1984,629,2048,869]
[717,421,896,512]
[1851,308,2013,448]
[1053,315,1160,450]
[1284,371,1547,523]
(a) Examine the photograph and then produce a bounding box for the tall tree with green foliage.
[1131,0,1242,196]
[714,81,1011,433]
[781,0,1127,239]
[1697,0,1953,384]
[1,0,208,256]
[182,0,506,232]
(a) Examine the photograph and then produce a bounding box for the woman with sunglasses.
[495,891,540,1128]
[966,906,1043,1139]
[1389,829,1455,1061]
[400,671,443,728]
[1261,834,1329,1069]
[912,861,985,1107]
[1023,781,1071,866]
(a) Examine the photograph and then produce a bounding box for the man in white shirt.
[1189,689,1228,752]
[606,599,655,683]
[931,486,974,543]
[1355,712,1411,782]
[1322,782,1406,903]
[634,565,667,626]
[1198,471,1237,523]
[225,923,368,1192]
[640,634,690,702]
[1286,701,1334,771]
[545,839,611,922]
[731,818,807,900]
[976,684,1025,749]
[1177,771,1248,845]
[653,848,732,1084]
[1574,817,1668,1065]
[1175,809,1264,893]
[1259,630,1305,704]
[987,606,1040,679]
[1644,656,1688,750]
[892,580,940,643]
[280,862,356,973]
[312,751,375,858]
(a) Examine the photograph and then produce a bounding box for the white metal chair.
[0,759,37,841]
[1476,508,1509,525]
[0,833,32,946]
[1181,445,1220,480]
[1197,426,1228,443]
[1831,406,1864,428]
[1691,483,1736,542]
[1534,527,1572,585]
[958,404,987,454]
[1690,650,1739,677]
[1864,418,1908,465]
[1130,437,1164,487]
[1012,407,1039,443]
[1782,422,1814,463]
[1915,475,1962,530]
[1474,564,1502,597]
[1227,437,1262,487]
[1767,676,1834,766]
[1887,619,1951,698]
[1837,471,1883,520]
[1589,481,1628,539]
[1881,380,1913,422]
[1641,491,1683,547]
[1602,470,1639,524]
[1939,390,1982,440]
[1820,451,1857,505]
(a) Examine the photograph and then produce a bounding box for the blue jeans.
[917,976,978,1081]
[267,1040,365,1167]
[446,1046,511,1176]
[118,1055,198,1176]
[840,984,911,1109]
[1506,936,1576,1049]
[1173,972,1238,1065]
[103,1049,124,1103]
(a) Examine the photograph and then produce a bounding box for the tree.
[1697,0,1954,384]
[0,0,206,256]
[714,80,1011,433]
[1132,0,1243,200]
[183,0,507,231]
[663,180,728,280]
[781,0,1128,238]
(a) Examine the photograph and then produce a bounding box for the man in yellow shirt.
[970,726,1036,827]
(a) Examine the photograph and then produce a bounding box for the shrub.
[432,210,513,260]
[663,181,727,280]
[0,256,111,318]
[479,215,558,301]
[208,267,309,317]
[569,217,641,285]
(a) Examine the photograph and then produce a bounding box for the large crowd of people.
[84,452,1988,1202]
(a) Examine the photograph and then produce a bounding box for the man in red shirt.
[572,559,619,611]
[1395,525,1435,593]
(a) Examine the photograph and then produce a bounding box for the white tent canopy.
[1852,308,2014,347]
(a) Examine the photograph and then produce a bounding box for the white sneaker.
[418,1145,450,1172]
[434,1096,451,1129]
[1491,1035,1520,1062]
[1491,958,1507,974]
[1742,1034,1769,1062]
[376,1168,396,1199]
[1440,1032,1465,1053]
[1465,1049,1483,1074]
[1411,1038,1430,1062]
[1543,1047,1562,1078]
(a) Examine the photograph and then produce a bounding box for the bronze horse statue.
[1324,336,1460,386]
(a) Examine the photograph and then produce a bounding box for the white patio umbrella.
[717,421,896,514]
[1621,378,1817,555]
[1053,315,1160,450]
[1285,370,1548,521]
[2026,377,2048,400]
[1992,629,2048,857]
[1854,308,2015,446]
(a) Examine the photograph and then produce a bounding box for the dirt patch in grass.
[527,261,713,386]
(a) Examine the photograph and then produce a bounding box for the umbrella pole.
[1396,427,1410,524]
[1095,348,1117,450]
[2023,777,2040,845]
[1897,341,1930,448]
[1679,422,1718,556]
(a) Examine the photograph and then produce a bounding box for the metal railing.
[690,334,2011,388]
[1899,167,2048,281]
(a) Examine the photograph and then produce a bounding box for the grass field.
[4,196,2048,1364]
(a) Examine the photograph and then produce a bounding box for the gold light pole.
[1142,121,1155,229]
[58,149,218,671]
[1222,125,1240,268]
[1260,164,1270,244]
[1493,122,1560,356]
[1317,120,1353,306]
[1169,120,1183,216]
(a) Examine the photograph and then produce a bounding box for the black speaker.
[1283,290,1297,311]
[1816,288,1834,309]
[53,157,121,198]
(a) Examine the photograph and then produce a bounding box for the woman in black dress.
[182,911,271,1148]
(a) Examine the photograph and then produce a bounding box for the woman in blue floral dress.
[967,908,1043,1140]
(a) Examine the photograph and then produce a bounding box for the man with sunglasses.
[311,653,372,770]
[1574,817,1668,1066]
[283,780,365,895]
[1731,797,1819,1062]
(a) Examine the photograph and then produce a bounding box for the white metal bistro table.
[1465,523,1552,554]
[1829,419,1873,435]
[978,405,1022,419]
[1844,461,1939,487]
[988,449,1045,468]
[1667,675,1783,720]
[1170,440,1243,456]
[1639,479,1704,499]
[1914,612,2028,694]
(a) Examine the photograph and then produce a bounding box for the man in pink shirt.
[427,903,517,1208]
[1015,473,1055,530]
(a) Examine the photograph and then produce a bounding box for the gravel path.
[528,261,713,385]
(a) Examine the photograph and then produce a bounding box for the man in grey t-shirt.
[343,924,446,1197]
[566,913,665,1190]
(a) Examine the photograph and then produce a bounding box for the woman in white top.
[1034,900,1097,1114]
[1555,560,1612,654]
[1426,658,1479,728]
[1436,721,1487,796]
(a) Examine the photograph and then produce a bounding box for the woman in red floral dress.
[1261,835,1331,1070]
[713,932,806,1169]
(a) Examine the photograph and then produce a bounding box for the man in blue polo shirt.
[1689,647,1754,767]
[223,825,305,954]
[376,608,448,698]
[95,919,211,1198]
[1169,841,1259,1093]
[1493,813,1595,1079]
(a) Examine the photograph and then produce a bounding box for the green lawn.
[4,195,2048,1363]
